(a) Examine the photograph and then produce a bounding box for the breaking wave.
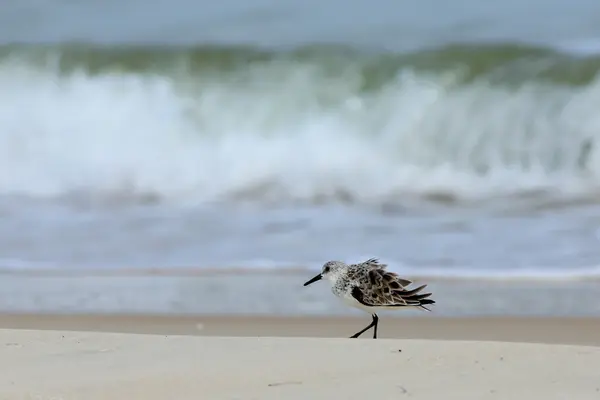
[2,43,600,207]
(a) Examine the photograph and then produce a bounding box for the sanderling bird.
[303,258,435,339]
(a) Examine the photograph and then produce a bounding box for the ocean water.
[2,0,600,315]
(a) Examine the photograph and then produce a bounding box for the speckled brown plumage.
[346,258,434,310]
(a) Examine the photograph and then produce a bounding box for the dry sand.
[1,315,600,399]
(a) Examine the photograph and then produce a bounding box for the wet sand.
[1,313,599,345]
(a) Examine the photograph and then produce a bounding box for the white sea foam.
[1,57,600,206]
[2,256,600,282]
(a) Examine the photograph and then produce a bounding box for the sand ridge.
[2,321,600,400]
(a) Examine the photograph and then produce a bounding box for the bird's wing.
[364,266,413,288]
[358,257,389,270]
[351,268,433,308]
[358,258,413,285]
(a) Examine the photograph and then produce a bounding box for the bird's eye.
[324,266,330,273]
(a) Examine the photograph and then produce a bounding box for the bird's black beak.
[303,273,322,286]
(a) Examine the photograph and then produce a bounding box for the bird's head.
[303,260,347,286]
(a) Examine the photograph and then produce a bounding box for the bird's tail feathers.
[393,284,436,311]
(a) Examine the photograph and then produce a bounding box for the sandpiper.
[303,258,435,338]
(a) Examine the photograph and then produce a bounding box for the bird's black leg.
[349,314,379,339]
[372,314,379,339]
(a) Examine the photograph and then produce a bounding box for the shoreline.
[1,313,599,346]
[2,266,600,282]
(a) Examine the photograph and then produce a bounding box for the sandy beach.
[2,315,600,400]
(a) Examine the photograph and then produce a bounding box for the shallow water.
[1,273,599,317]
